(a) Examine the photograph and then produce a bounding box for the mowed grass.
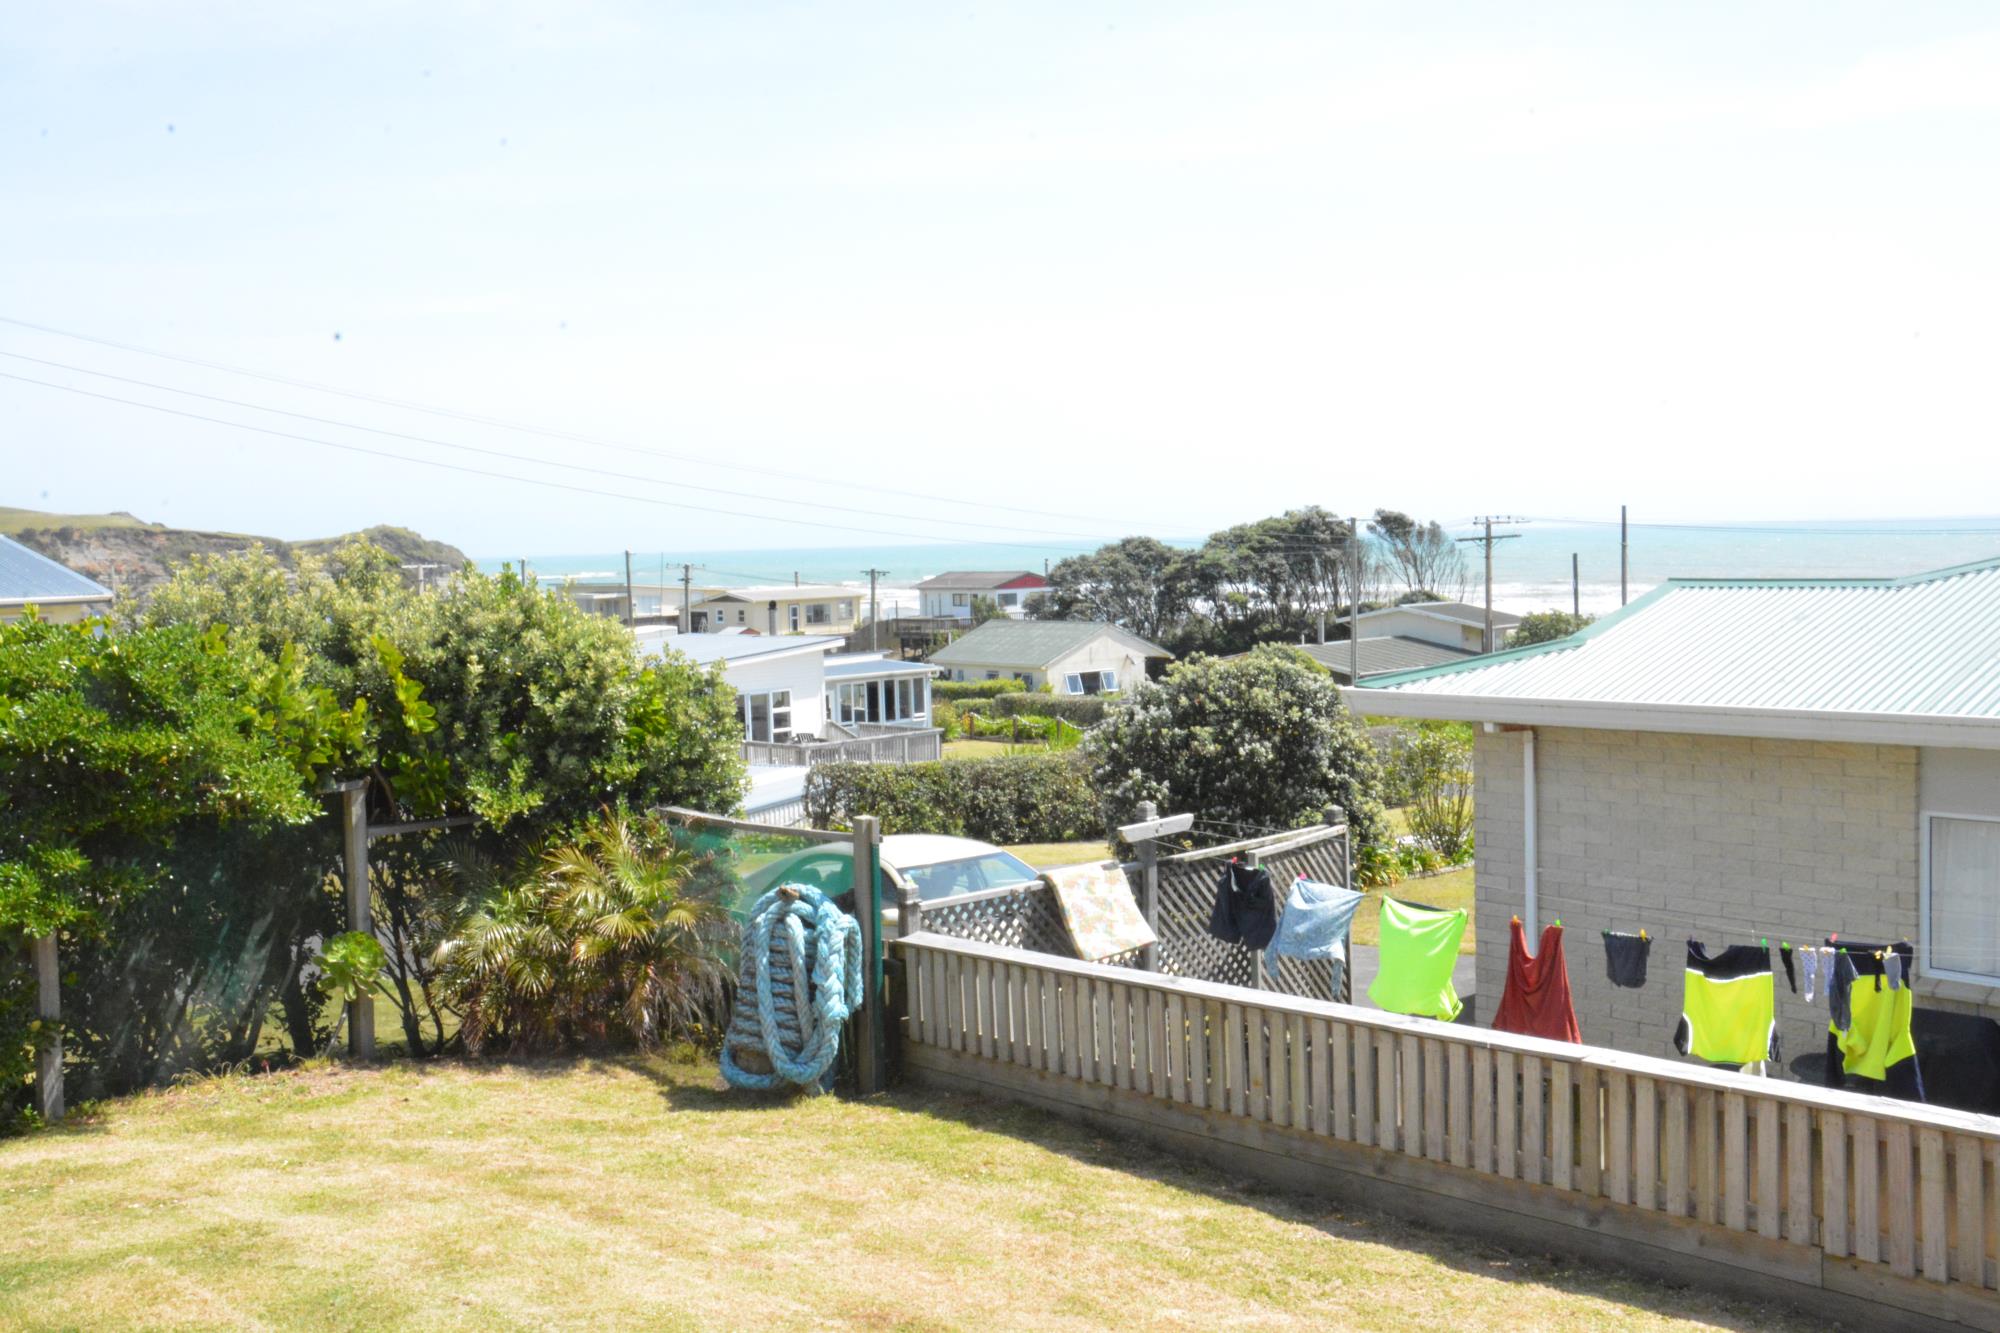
[942,738,1051,761]
[0,1057,1811,1332]
[1351,866,1476,953]
[1004,840,1115,869]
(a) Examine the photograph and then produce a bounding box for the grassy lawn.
[942,738,1051,761]
[1004,840,1115,868]
[0,1056,1810,1331]
[1351,865,1476,953]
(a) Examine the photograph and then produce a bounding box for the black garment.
[1602,931,1651,988]
[1822,938,1924,1103]
[1824,1031,1926,1102]
[1206,861,1280,950]
[1827,950,1857,1032]
[1779,943,1797,995]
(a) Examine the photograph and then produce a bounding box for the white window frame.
[1100,668,1117,692]
[789,604,801,632]
[1919,809,2000,986]
[1064,672,1084,694]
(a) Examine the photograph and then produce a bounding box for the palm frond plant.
[434,809,731,1054]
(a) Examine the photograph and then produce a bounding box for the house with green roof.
[927,619,1171,695]
[1349,557,2000,1105]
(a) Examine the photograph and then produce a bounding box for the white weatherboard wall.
[1469,727,2000,1074]
[719,652,827,739]
[1047,639,1149,695]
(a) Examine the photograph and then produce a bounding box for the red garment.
[1492,919,1582,1043]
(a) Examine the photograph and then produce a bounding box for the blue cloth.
[1263,877,1364,987]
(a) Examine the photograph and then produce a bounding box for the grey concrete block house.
[1349,557,2000,1098]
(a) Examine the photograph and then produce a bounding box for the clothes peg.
[1640,928,1648,941]
[1512,913,1521,924]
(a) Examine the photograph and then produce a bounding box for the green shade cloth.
[1367,897,1468,1021]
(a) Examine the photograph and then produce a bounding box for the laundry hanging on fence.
[1367,896,1467,1022]
[1044,862,1157,962]
[1492,918,1581,1042]
[1673,942,1779,1068]
[1206,859,1280,950]
[1602,930,1651,989]
[1262,876,1364,987]
[1827,948,1857,1032]
[1800,946,1824,1004]
[1825,939,1923,1101]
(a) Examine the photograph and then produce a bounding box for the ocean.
[478,517,2000,618]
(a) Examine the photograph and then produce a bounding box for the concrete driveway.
[1345,944,1479,1025]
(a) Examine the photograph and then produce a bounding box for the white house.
[1349,557,2000,1106]
[914,571,1050,621]
[926,619,1170,695]
[639,629,939,824]
[0,535,114,624]
[689,584,861,635]
[1347,600,1521,654]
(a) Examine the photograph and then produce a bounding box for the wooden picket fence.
[896,930,2000,1329]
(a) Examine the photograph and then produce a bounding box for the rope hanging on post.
[721,883,863,1091]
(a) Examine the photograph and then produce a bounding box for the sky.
[5,2,2000,557]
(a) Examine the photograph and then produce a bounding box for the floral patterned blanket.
[1043,862,1157,962]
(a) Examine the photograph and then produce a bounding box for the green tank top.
[1366,897,1467,1021]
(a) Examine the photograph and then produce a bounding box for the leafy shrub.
[435,810,731,1053]
[931,699,962,739]
[1401,729,1474,861]
[804,754,1099,843]
[1086,645,1390,858]
[931,678,1022,702]
[984,692,1107,725]
[1511,609,1596,647]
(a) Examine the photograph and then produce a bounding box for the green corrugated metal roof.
[1355,555,2000,719]
[928,619,1171,670]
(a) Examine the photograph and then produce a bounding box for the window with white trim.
[1063,670,1117,695]
[789,604,801,631]
[1926,813,2000,983]
[737,689,794,743]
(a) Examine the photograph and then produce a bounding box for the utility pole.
[1457,517,1526,652]
[863,568,887,651]
[1620,504,1629,606]
[1572,553,1580,617]
[1347,517,1362,684]
[682,563,693,634]
[623,549,635,628]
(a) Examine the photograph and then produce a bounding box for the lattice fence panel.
[914,825,1347,994]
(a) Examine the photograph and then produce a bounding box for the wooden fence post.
[852,815,886,1094]
[1135,800,1160,973]
[31,933,61,1123]
[342,783,375,1060]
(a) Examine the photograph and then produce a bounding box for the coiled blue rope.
[720,883,863,1091]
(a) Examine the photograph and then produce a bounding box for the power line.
[0,312,1199,534]
[0,369,1120,552]
[1524,515,2000,538]
[0,349,1146,545]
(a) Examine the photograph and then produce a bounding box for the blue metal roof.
[0,535,111,605]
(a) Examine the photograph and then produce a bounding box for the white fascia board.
[0,593,110,607]
[1341,688,2000,750]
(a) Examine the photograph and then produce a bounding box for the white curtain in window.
[1932,816,2000,979]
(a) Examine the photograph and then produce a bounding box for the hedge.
[931,678,1022,701]
[982,692,1108,725]
[803,753,1099,844]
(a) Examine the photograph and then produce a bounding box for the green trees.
[1510,609,1596,646]
[1397,729,1475,862]
[7,542,749,1098]
[1085,645,1389,855]
[0,617,333,1117]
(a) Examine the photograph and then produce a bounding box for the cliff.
[1,509,468,603]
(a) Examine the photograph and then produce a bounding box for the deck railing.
[895,930,2000,1326]
[743,728,941,768]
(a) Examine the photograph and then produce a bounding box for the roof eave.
[0,593,112,608]
[1341,688,2000,750]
